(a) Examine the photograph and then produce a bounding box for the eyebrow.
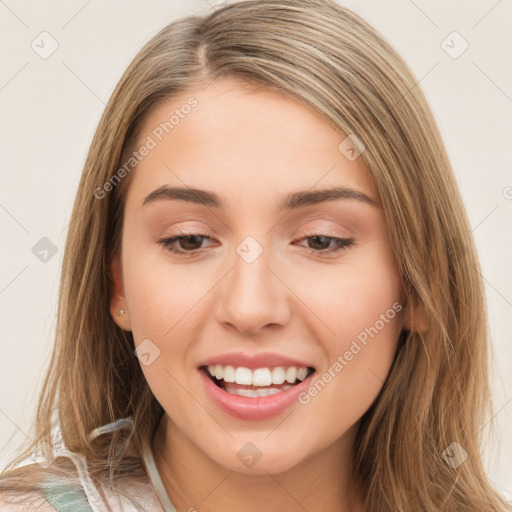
[142,185,379,210]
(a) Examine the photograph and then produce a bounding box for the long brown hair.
[1,1,510,510]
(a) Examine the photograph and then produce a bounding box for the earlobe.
[402,296,430,334]
[110,254,132,331]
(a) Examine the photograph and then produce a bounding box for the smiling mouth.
[200,365,316,398]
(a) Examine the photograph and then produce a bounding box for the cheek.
[299,245,402,382]
[299,252,402,344]
[122,240,205,337]
[125,259,203,414]
[298,250,403,426]
[298,304,402,446]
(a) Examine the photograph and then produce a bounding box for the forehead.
[125,77,377,211]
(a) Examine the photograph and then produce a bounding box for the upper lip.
[198,351,315,370]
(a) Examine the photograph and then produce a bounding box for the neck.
[151,414,364,512]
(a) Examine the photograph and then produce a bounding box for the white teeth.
[252,368,272,386]
[205,364,311,386]
[271,367,286,384]
[235,367,253,385]
[222,365,236,383]
[297,367,308,381]
[224,384,294,397]
[285,367,297,384]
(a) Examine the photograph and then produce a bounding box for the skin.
[111,77,428,512]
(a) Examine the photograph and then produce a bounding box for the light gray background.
[0,0,510,498]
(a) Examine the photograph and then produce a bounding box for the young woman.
[1,0,510,510]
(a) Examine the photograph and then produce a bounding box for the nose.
[214,245,291,336]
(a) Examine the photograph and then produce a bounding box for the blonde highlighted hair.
[1,0,510,510]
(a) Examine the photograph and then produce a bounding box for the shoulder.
[0,489,56,511]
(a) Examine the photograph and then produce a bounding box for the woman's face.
[113,77,405,474]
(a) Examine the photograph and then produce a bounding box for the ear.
[110,253,132,331]
[402,294,430,333]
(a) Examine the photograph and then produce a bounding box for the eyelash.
[156,231,354,258]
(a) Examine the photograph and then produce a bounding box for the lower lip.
[199,368,314,420]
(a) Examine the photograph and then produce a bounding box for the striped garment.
[3,417,178,512]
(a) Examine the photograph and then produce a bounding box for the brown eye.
[295,235,354,257]
[305,235,334,251]
[158,233,213,256]
[175,235,206,251]
[157,233,354,259]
